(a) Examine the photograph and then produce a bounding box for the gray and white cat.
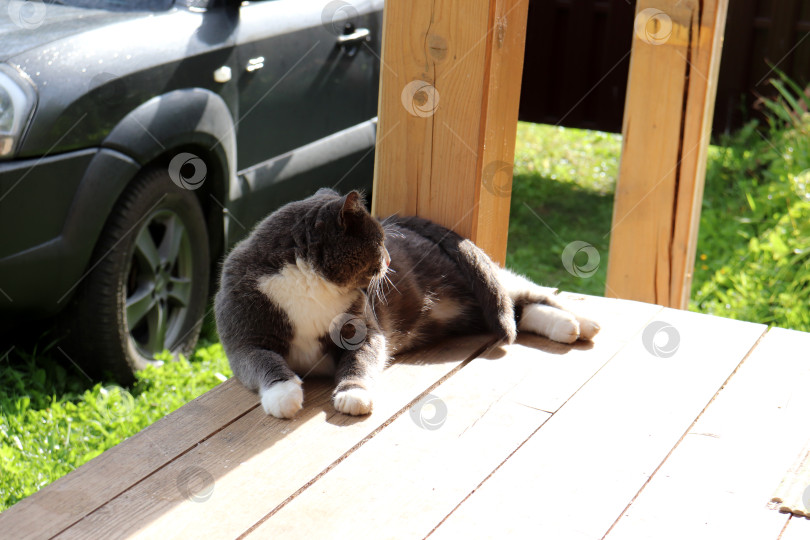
[215,189,599,419]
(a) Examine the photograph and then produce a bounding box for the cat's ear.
[339,191,365,231]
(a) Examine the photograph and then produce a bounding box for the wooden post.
[606,0,728,308]
[371,0,530,265]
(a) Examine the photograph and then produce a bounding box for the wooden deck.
[3,294,810,539]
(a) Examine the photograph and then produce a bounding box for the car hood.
[0,3,158,62]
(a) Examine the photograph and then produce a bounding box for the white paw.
[333,387,373,416]
[519,304,581,343]
[577,317,600,340]
[261,377,303,419]
[549,316,581,344]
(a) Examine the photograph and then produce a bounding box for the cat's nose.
[382,246,391,268]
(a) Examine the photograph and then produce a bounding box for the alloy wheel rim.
[125,209,194,359]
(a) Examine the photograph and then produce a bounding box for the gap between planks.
[0,376,259,540]
[429,308,766,539]
[237,335,499,539]
[600,327,770,539]
[424,301,665,539]
[53,334,496,539]
[242,295,663,539]
[604,326,810,539]
[51,386,262,539]
[779,515,810,540]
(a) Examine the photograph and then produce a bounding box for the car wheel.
[64,166,210,384]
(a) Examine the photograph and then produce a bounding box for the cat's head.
[303,188,390,289]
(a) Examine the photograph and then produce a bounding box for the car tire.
[62,166,210,384]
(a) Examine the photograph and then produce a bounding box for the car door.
[227,0,383,238]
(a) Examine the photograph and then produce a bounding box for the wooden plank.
[249,343,553,540]
[501,294,662,414]
[781,516,810,540]
[606,0,728,307]
[371,0,530,265]
[53,336,493,539]
[245,296,661,539]
[0,377,257,540]
[469,0,530,264]
[431,308,766,539]
[606,327,810,540]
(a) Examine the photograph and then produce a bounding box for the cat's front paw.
[261,377,303,419]
[333,387,373,416]
[577,316,600,341]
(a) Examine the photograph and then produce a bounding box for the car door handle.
[337,28,371,46]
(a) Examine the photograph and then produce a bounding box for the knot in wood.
[427,34,448,61]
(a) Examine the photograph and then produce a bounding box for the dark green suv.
[0,0,383,382]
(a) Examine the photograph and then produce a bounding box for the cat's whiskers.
[373,275,387,305]
[382,272,399,296]
[366,276,386,321]
[382,222,405,239]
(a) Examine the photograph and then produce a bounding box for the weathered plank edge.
[601,325,769,537]
[0,377,258,540]
[238,336,498,538]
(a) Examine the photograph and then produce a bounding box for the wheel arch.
[102,87,235,262]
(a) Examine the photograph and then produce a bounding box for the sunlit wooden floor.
[3,294,810,540]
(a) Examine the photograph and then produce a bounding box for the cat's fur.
[215,189,599,419]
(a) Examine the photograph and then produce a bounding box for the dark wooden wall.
[519,0,810,135]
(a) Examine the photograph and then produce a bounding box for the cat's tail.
[391,215,517,344]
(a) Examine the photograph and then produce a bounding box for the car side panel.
[0,148,141,319]
[0,149,96,257]
[234,0,381,169]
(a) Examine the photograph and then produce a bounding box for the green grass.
[3,75,810,511]
[0,316,232,511]
[506,124,619,296]
[506,73,810,331]
[690,119,810,328]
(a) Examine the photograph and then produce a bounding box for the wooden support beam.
[606,0,728,308]
[371,0,529,265]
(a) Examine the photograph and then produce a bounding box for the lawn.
[3,80,810,510]
[0,318,232,510]
[506,124,618,296]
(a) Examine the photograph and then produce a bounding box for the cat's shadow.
[322,333,593,428]
[484,333,596,359]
